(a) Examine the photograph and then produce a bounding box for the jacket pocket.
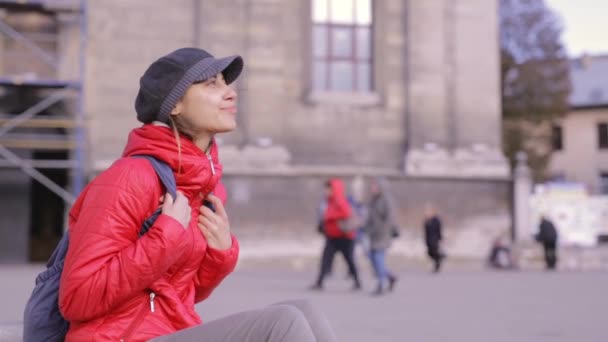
[119,291,155,341]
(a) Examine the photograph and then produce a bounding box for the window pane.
[330,61,354,91]
[552,125,563,151]
[330,0,354,24]
[599,123,608,149]
[332,27,352,58]
[312,0,328,22]
[357,63,371,92]
[356,0,372,25]
[313,61,327,90]
[356,27,371,59]
[313,25,327,57]
[600,173,608,194]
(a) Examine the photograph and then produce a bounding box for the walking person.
[316,191,363,280]
[363,177,398,295]
[56,47,337,341]
[311,178,362,291]
[535,215,559,270]
[424,204,445,273]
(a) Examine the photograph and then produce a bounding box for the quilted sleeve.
[193,235,239,303]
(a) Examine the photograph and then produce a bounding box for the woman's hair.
[168,116,183,174]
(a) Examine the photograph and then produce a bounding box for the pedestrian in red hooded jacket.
[311,178,362,291]
[58,48,337,342]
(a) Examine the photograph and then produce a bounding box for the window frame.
[310,0,374,93]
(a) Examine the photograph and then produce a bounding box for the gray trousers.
[150,300,338,342]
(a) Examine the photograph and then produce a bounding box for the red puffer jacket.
[323,178,355,239]
[59,124,239,341]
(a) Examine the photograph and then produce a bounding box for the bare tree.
[500,0,571,180]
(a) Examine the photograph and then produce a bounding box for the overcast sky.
[545,0,608,56]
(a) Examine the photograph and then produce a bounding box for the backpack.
[22,155,176,342]
[338,196,366,233]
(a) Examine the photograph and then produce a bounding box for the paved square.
[1,264,606,342]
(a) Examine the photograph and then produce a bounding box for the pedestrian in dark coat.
[535,215,558,270]
[424,204,445,273]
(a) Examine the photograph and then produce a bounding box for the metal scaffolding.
[0,0,87,204]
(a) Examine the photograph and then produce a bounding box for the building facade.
[0,0,511,262]
[550,55,608,194]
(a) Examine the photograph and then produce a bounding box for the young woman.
[58,48,336,341]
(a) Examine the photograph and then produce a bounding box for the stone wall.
[224,173,511,258]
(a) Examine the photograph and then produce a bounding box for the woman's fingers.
[198,199,232,250]
[198,215,215,231]
[201,205,218,221]
[206,194,227,219]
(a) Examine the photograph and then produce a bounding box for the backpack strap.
[132,155,177,237]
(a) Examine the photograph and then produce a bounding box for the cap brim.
[197,55,243,85]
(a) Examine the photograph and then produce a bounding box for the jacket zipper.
[206,152,215,175]
[119,291,155,341]
[149,292,156,313]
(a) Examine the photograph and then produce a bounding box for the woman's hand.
[198,194,232,250]
[161,191,191,229]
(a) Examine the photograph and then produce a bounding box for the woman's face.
[171,72,238,136]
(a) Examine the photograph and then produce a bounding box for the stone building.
[549,55,608,194]
[0,0,511,262]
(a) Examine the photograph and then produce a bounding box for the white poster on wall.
[530,183,608,247]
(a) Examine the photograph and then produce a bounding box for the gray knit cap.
[135,47,244,124]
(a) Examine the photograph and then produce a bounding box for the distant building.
[549,55,608,194]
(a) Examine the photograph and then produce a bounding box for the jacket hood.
[327,178,350,209]
[121,124,222,197]
[328,178,345,198]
